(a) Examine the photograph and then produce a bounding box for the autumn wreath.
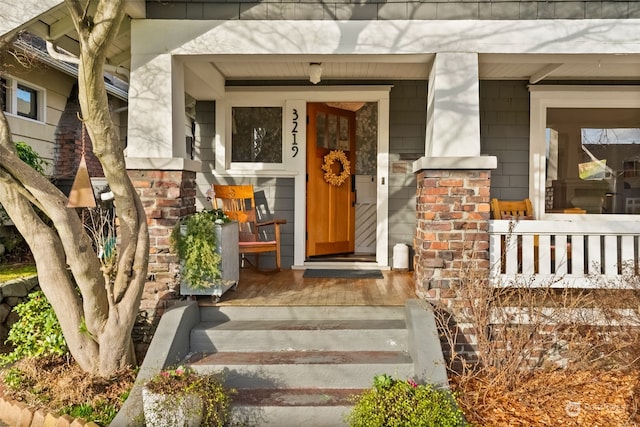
[322,150,351,187]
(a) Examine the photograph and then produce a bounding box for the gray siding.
[147,1,640,20]
[194,83,426,268]
[388,81,426,266]
[194,100,295,269]
[480,80,530,201]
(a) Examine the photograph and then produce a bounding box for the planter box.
[179,222,239,300]
[142,387,203,427]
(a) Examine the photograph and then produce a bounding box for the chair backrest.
[491,198,534,219]
[212,185,258,242]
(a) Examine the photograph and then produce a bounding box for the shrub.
[0,290,67,366]
[346,374,466,427]
[170,209,230,290]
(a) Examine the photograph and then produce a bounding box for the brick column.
[414,169,491,363]
[128,169,195,357]
[128,170,196,314]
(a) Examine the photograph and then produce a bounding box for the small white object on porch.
[490,219,639,288]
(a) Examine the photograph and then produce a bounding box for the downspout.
[46,40,130,81]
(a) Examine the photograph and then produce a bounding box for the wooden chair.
[491,198,534,220]
[211,185,286,272]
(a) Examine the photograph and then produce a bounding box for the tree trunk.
[0,0,150,375]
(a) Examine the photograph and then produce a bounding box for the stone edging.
[0,394,99,427]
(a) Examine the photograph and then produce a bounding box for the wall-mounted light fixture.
[309,63,322,84]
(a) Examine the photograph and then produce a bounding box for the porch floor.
[197,268,417,307]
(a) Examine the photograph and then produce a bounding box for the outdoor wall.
[480,80,530,202]
[388,80,427,267]
[4,55,76,174]
[146,1,640,20]
[192,100,295,268]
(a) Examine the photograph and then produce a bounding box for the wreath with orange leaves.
[321,150,351,187]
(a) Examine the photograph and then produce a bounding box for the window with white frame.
[530,86,640,216]
[231,106,283,164]
[0,75,45,122]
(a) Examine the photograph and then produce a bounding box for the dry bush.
[433,260,640,426]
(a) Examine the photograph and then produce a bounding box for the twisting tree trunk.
[0,0,149,375]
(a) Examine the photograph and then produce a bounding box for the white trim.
[224,96,286,171]
[134,20,640,57]
[1,74,47,124]
[529,85,640,219]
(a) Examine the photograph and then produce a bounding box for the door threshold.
[300,261,388,270]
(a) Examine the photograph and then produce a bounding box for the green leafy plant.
[144,365,235,427]
[15,141,48,175]
[60,400,119,426]
[0,141,48,224]
[0,290,68,366]
[346,374,467,427]
[170,209,230,290]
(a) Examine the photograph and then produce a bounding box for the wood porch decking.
[199,269,417,307]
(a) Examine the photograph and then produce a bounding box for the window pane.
[17,84,37,119]
[545,108,640,214]
[316,112,327,149]
[0,78,7,112]
[232,107,282,163]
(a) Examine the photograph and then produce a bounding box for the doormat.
[303,269,384,279]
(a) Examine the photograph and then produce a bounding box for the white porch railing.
[490,219,640,288]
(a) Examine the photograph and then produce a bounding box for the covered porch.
[197,268,417,307]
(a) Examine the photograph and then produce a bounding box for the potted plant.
[170,209,239,301]
[142,365,235,427]
[346,374,467,426]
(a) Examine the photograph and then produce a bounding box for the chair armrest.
[256,218,287,228]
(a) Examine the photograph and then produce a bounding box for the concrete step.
[200,305,407,322]
[230,388,362,427]
[189,350,413,389]
[190,319,408,353]
[187,305,417,426]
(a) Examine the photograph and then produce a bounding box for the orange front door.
[306,103,356,257]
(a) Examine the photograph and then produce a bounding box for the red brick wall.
[54,94,104,179]
[414,169,492,363]
[128,170,196,315]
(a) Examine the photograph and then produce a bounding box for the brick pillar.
[128,170,196,314]
[128,169,196,358]
[414,169,491,364]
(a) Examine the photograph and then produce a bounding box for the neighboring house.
[3,2,640,336]
[0,32,128,193]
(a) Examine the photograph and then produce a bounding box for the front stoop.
[187,306,414,426]
[112,300,448,426]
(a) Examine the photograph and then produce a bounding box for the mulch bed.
[453,368,640,426]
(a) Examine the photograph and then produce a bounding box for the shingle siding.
[480,80,530,201]
[388,81,427,266]
[147,1,640,20]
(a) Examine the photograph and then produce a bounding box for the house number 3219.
[291,108,299,157]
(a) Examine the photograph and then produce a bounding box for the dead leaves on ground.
[454,369,640,426]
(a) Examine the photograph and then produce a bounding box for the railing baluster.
[554,235,568,275]
[537,235,551,275]
[603,235,617,275]
[588,235,601,274]
[571,235,585,276]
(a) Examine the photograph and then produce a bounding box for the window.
[16,84,38,119]
[0,77,7,112]
[231,107,282,164]
[530,86,640,216]
[0,76,44,122]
